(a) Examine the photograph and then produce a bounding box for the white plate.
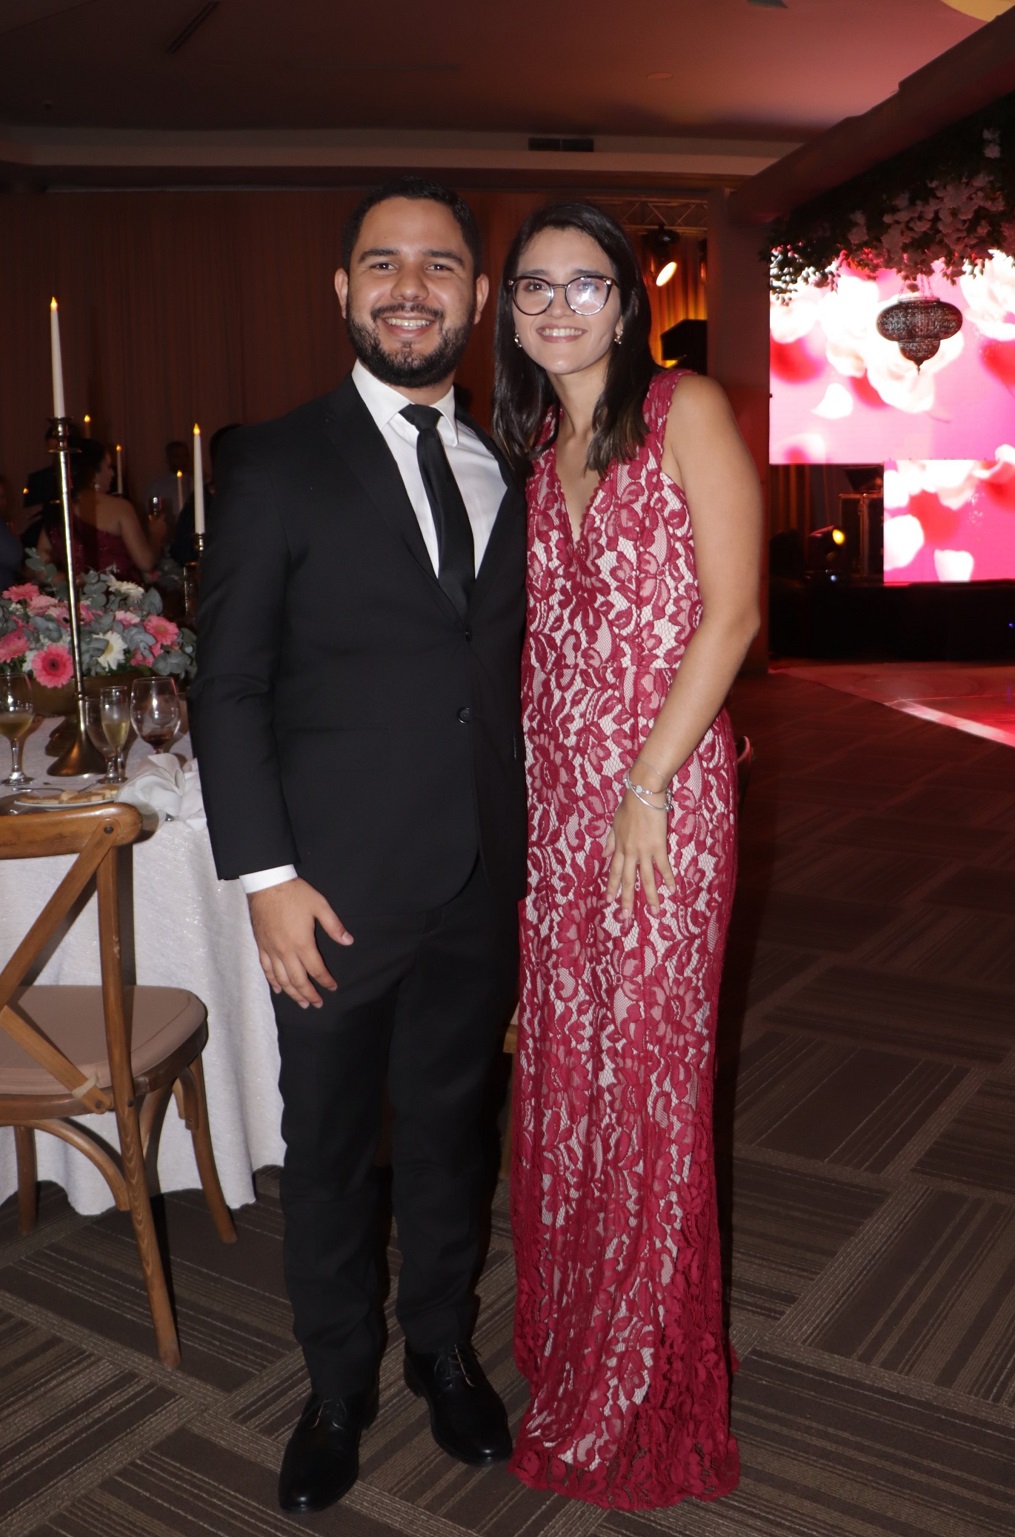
[8,786,119,813]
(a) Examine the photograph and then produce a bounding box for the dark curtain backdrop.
[0,188,552,506]
[2,189,708,510]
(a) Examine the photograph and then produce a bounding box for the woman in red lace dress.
[492,203,762,1509]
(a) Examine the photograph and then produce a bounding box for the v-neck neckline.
[550,447,606,550]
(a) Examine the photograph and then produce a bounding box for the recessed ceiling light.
[647,71,673,80]
[748,0,788,8]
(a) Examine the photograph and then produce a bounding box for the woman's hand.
[605,790,676,916]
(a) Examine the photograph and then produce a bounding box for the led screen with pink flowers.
[770,254,1015,583]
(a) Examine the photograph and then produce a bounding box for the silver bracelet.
[623,770,673,812]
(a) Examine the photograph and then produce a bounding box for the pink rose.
[31,644,73,689]
[2,583,39,603]
[0,630,28,663]
[28,593,64,615]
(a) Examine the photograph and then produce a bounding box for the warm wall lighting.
[655,260,678,287]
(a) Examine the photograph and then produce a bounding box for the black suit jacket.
[191,376,527,914]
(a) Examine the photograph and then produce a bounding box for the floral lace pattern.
[511,370,739,1509]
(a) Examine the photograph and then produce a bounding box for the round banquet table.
[0,719,284,1215]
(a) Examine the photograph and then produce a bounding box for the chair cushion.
[0,987,206,1096]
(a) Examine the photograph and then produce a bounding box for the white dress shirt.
[239,362,506,895]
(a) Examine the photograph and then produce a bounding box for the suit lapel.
[322,378,523,618]
[323,377,443,592]
[458,408,525,608]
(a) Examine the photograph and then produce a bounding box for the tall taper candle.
[49,298,66,418]
[82,413,91,437]
[175,469,183,514]
[115,443,123,495]
[193,423,206,537]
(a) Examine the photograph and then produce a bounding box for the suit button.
[457,707,471,724]
[464,628,473,641]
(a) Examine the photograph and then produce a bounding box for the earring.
[513,333,522,348]
[614,328,624,344]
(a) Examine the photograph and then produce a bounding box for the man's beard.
[346,305,473,389]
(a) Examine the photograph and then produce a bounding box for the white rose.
[959,251,1015,341]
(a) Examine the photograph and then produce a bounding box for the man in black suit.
[191,179,525,1515]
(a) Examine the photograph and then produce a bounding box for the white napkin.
[117,753,207,829]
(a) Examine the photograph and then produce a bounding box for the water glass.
[130,676,181,751]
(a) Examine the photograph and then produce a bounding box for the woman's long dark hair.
[70,437,108,498]
[492,201,659,479]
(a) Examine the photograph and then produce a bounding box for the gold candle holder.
[46,417,106,776]
[183,532,205,631]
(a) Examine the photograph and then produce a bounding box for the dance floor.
[2,671,1014,1536]
[779,659,1015,749]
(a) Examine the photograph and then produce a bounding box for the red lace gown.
[510,370,740,1509]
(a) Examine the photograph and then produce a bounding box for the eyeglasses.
[507,274,616,316]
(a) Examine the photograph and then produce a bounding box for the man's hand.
[248,878,353,1009]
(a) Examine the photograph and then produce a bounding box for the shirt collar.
[352,360,459,446]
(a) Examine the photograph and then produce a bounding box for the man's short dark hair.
[341,177,482,275]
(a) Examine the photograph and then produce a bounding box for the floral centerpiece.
[770,94,1015,300]
[0,563,196,692]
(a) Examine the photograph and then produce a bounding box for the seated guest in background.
[0,477,23,590]
[21,422,82,552]
[39,439,166,583]
[144,439,192,516]
[170,423,242,565]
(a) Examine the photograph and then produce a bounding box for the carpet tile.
[3,672,1015,1536]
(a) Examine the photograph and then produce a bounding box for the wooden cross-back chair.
[0,800,235,1367]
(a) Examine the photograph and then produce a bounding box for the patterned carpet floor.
[2,671,1014,1536]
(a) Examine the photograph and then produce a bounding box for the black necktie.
[400,403,475,618]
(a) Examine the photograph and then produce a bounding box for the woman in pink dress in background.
[40,439,164,584]
[493,202,762,1509]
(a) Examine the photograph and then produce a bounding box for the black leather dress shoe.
[278,1387,378,1514]
[404,1342,512,1466]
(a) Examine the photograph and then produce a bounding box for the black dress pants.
[272,860,518,1399]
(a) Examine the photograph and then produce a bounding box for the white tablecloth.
[0,721,284,1214]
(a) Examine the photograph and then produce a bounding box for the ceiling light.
[940,2,1013,17]
[748,0,788,8]
[647,226,679,286]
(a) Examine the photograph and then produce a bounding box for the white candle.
[115,443,123,495]
[175,469,183,515]
[49,298,66,418]
[193,423,206,536]
[82,413,91,438]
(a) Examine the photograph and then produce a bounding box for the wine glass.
[130,677,181,752]
[99,683,132,784]
[84,696,121,784]
[0,671,34,788]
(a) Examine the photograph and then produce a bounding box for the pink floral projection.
[771,253,1015,583]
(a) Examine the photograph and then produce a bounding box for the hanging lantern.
[876,297,963,368]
